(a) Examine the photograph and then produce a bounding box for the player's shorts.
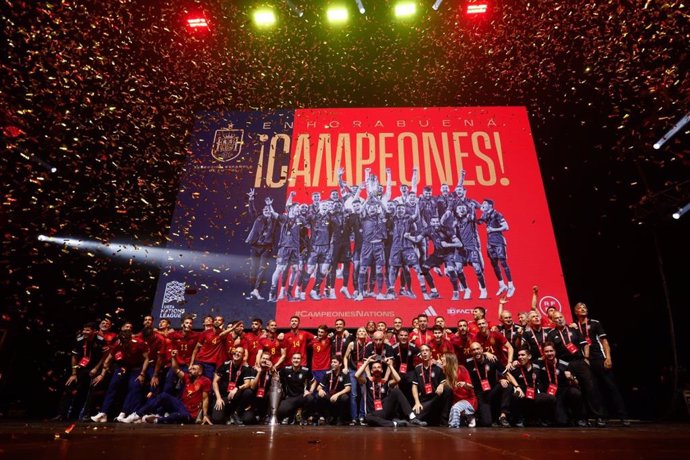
[457,247,482,266]
[389,247,419,267]
[423,252,455,269]
[331,242,352,263]
[488,244,507,260]
[360,241,386,267]
[277,247,300,266]
[308,244,332,265]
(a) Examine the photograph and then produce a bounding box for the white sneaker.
[250,289,265,300]
[142,414,160,424]
[451,291,460,300]
[463,288,472,300]
[478,288,488,299]
[422,292,431,300]
[468,416,476,428]
[309,291,321,301]
[339,287,352,299]
[327,291,337,300]
[115,412,127,422]
[354,293,364,301]
[496,284,508,296]
[300,292,306,301]
[507,285,516,298]
[375,293,387,301]
[277,288,286,301]
[91,412,107,423]
[122,413,141,424]
[336,268,343,279]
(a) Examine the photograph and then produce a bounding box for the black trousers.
[567,359,604,418]
[56,368,93,419]
[365,387,413,427]
[555,386,585,425]
[416,386,453,426]
[590,358,627,418]
[316,393,351,422]
[476,384,511,427]
[211,388,254,424]
[241,392,270,425]
[276,394,316,420]
[510,392,556,422]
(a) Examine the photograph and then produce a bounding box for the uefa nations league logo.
[211,123,245,162]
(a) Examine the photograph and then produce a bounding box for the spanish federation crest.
[211,123,245,162]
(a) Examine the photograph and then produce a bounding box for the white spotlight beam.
[37,235,246,274]
[355,0,366,14]
[672,202,690,220]
[654,111,690,150]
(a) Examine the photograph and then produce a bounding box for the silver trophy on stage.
[267,373,282,426]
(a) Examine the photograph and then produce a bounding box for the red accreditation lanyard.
[473,358,491,391]
[256,370,269,398]
[520,366,536,399]
[558,328,579,354]
[335,335,344,356]
[398,346,408,373]
[329,372,340,394]
[79,340,91,367]
[420,365,433,394]
[371,379,384,410]
[545,361,558,395]
[578,321,592,345]
[356,341,365,365]
[531,329,545,356]
[227,363,242,391]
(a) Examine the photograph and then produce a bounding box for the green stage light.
[253,8,277,28]
[327,6,349,24]
[394,1,417,18]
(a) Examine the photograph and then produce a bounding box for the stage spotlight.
[466,2,489,15]
[355,0,366,14]
[394,1,417,18]
[327,5,349,24]
[672,202,690,220]
[653,111,690,150]
[432,0,444,10]
[285,0,304,17]
[253,8,277,28]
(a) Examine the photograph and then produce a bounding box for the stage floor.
[2,422,689,460]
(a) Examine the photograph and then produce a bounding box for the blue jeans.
[136,393,193,424]
[348,369,364,420]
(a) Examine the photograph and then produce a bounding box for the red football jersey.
[195,329,226,366]
[310,337,332,371]
[242,332,263,367]
[259,336,283,365]
[281,330,315,366]
[169,331,199,366]
[181,374,211,417]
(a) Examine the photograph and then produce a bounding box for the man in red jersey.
[429,325,454,363]
[474,318,513,368]
[191,315,233,380]
[256,319,286,368]
[241,318,265,367]
[165,315,199,394]
[410,313,434,348]
[468,306,493,335]
[310,325,332,383]
[90,322,150,422]
[281,316,315,367]
[450,319,473,364]
[123,350,212,425]
[98,318,117,350]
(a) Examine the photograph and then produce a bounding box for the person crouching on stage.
[277,352,317,424]
[356,355,427,427]
[212,346,255,425]
[411,344,452,426]
[509,347,555,427]
[121,350,211,424]
[316,356,352,425]
[441,353,477,428]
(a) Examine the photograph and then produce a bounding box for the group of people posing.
[246,167,515,303]
[54,287,628,428]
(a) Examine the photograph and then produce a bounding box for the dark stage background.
[1,0,689,419]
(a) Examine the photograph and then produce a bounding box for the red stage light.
[186,17,209,30]
[466,3,488,15]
